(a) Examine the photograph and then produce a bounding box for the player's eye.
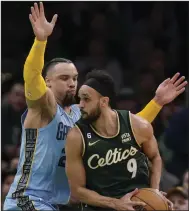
[60,76,69,81]
[84,97,90,102]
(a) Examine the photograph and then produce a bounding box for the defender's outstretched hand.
[154,73,188,106]
[29,2,58,41]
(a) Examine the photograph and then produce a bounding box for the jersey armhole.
[127,111,141,148]
[75,124,86,157]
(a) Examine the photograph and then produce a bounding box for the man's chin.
[63,95,76,107]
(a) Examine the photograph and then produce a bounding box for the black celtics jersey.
[76,110,150,198]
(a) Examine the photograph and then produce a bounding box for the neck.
[91,108,118,137]
[64,106,71,114]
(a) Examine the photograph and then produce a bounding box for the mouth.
[80,110,87,115]
[67,90,76,95]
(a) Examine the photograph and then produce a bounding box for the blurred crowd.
[1,2,188,210]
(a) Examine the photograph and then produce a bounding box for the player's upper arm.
[65,127,86,195]
[130,113,160,160]
[26,86,56,112]
[130,113,154,146]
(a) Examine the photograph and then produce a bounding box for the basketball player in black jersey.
[65,70,173,211]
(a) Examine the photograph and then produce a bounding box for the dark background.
[1,1,188,209]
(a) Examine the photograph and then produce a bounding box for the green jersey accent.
[76,110,150,198]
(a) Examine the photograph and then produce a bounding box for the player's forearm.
[24,38,47,81]
[24,38,47,100]
[136,100,162,123]
[150,155,162,189]
[76,187,119,209]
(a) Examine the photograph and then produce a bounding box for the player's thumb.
[128,188,139,198]
[51,14,58,26]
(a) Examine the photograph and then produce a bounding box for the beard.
[62,92,76,107]
[81,103,101,124]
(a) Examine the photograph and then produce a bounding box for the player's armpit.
[136,100,162,123]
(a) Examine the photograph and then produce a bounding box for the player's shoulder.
[130,112,153,138]
[66,125,83,145]
[68,126,80,137]
[131,112,149,126]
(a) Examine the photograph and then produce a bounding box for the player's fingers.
[34,2,40,17]
[167,199,174,210]
[39,2,45,17]
[160,191,167,196]
[31,6,37,21]
[161,78,170,87]
[170,72,180,84]
[126,188,139,198]
[29,14,35,27]
[176,87,185,96]
[128,206,135,211]
[130,200,146,207]
[51,14,58,26]
[174,76,185,86]
[176,81,188,91]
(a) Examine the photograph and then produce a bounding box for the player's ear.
[100,97,109,107]
[45,77,51,88]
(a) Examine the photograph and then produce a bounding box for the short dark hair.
[85,70,116,106]
[43,58,72,77]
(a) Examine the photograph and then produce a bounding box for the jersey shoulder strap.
[116,109,141,149]
[116,109,130,124]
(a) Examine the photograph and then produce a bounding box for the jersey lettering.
[56,122,71,140]
[58,148,66,167]
[87,146,138,169]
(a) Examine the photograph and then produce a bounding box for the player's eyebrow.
[78,93,91,98]
[57,73,78,77]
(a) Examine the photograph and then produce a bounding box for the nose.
[79,100,84,109]
[68,79,75,88]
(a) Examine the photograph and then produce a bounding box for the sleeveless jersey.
[7,104,81,205]
[76,110,150,198]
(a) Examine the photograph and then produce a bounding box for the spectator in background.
[116,87,139,113]
[167,186,188,210]
[89,12,108,41]
[147,48,165,82]
[75,38,123,92]
[2,82,26,161]
[160,163,180,192]
[9,157,19,171]
[2,170,17,205]
[182,170,189,192]
[136,69,157,106]
[164,108,189,178]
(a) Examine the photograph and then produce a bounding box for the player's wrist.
[111,198,124,210]
[35,36,48,42]
[152,96,164,107]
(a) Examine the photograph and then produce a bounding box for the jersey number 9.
[127,158,137,178]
